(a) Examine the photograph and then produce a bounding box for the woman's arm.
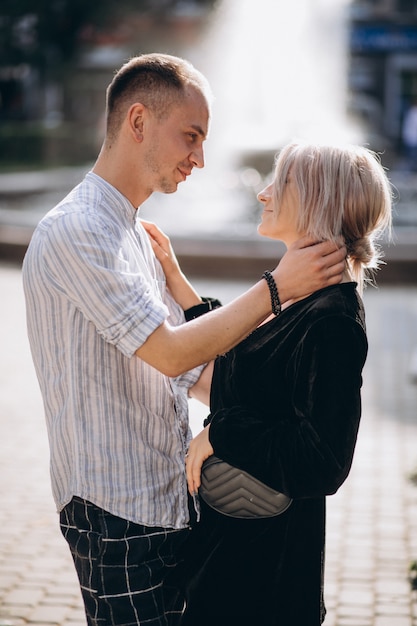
[141,219,202,310]
[188,360,214,406]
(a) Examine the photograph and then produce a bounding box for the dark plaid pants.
[60,497,189,626]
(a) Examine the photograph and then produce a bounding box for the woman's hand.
[141,219,202,310]
[186,425,214,495]
[141,219,181,280]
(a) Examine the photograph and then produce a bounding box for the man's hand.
[273,237,346,304]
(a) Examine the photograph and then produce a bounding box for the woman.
[144,141,392,626]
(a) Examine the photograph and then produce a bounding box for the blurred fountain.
[195,0,362,162]
[141,0,364,238]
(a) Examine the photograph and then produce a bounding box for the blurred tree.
[0,0,217,79]
[0,0,217,164]
[1,0,107,79]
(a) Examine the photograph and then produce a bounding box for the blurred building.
[348,0,417,162]
[3,1,417,169]
[0,1,213,167]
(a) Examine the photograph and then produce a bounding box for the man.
[22,53,345,625]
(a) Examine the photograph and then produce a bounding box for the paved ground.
[0,264,416,625]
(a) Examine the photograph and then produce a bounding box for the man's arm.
[135,238,346,377]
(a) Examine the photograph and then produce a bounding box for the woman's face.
[257,170,301,245]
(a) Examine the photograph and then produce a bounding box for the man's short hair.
[106,53,212,140]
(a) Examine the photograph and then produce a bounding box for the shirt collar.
[86,171,138,223]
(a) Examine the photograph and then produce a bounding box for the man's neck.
[93,151,149,209]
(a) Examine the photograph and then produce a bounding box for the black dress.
[179,283,368,626]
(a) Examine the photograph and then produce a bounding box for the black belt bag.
[199,455,292,519]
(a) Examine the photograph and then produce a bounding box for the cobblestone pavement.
[0,264,416,625]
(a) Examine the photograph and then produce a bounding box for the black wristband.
[184,297,222,321]
[203,413,213,428]
[262,271,281,316]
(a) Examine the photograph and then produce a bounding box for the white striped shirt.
[22,172,203,529]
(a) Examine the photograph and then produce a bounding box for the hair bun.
[347,236,383,274]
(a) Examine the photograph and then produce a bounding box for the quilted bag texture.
[199,456,292,519]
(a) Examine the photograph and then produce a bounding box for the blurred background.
[0,0,416,279]
[0,3,416,624]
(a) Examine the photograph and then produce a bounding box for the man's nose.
[190,147,205,169]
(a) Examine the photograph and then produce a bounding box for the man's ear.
[128,103,145,143]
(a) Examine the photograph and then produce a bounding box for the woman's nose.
[257,185,271,203]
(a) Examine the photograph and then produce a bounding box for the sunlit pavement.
[0,265,416,625]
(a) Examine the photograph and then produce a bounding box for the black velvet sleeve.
[184,297,222,321]
[208,315,368,499]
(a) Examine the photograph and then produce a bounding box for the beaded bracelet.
[262,271,281,316]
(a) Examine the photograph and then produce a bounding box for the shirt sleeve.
[42,210,168,358]
[208,315,368,499]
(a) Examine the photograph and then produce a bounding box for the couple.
[22,53,392,625]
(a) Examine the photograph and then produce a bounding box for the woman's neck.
[282,267,352,309]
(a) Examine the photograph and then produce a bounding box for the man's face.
[142,87,210,195]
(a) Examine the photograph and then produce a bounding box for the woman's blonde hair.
[273,141,393,293]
